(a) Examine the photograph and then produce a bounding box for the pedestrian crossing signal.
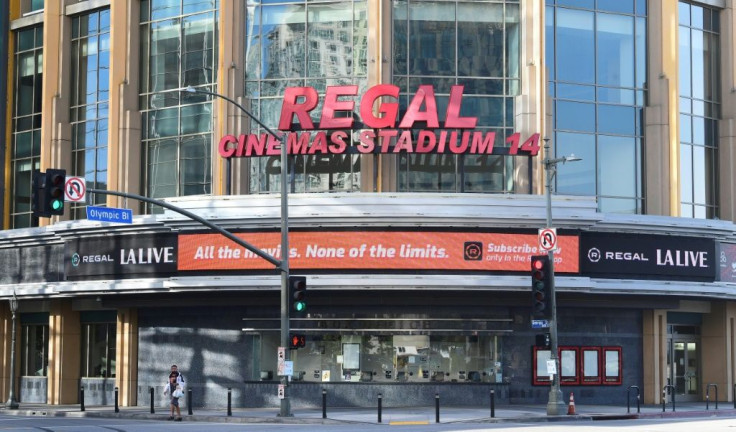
[289,333,306,349]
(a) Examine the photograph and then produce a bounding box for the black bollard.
[114,386,119,413]
[188,388,193,415]
[490,389,495,418]
[377,393,382,423]
[80,386,85,412]
[227,387,232,416]
[149,387,155,414]
[662,389,665,412]
[322,388,327,419]
[435,393,440,423]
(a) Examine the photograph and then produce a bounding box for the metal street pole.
[5,291,18,409]
[184,87,292,417]
[542,138,580,416]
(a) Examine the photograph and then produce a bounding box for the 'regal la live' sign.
[218,84,541,158]
[580,233,716,281]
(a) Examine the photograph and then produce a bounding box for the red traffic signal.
[531,255,551,318]
[289,333,306,349]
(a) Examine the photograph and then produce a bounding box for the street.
[0,414,735,432]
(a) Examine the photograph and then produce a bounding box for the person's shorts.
[171,397,179,407]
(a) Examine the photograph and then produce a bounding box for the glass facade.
[70,9,111,219]
[81,322,116,378]
[546,0,646,213]
[259,333,503,383]
[245,0,367,193]
[679,1,720,219]
[393,0,520,192]
[139,0,217,209]
[11,26,43,228]
[21,319,48,377]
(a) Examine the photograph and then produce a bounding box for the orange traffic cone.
[567,392,576,415]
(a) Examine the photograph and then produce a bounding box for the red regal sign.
[218,84,540,158]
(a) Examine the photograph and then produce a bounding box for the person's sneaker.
[168,416,174,421]
[175,417,183,421]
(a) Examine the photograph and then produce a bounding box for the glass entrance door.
[670,339,700,402]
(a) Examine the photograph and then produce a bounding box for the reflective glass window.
[393,1,520,193]
[678,1,719,219]
[245,1,367,194]
[546,3,645,213]
[71,9,111,219]
[11,26,43,228]
[140,1,217,211]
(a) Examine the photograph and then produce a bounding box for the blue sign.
[531,319,549,329]
[86,206,133,224]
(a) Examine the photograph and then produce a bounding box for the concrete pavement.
[1,400,736,425]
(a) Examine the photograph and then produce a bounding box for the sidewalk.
[2,401,736,425]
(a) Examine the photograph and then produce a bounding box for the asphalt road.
[1,414,736,432]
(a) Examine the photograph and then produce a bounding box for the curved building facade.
[1,0,736,408]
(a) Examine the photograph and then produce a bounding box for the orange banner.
[177,231,579,273]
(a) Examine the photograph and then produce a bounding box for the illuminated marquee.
[218,84,540,158]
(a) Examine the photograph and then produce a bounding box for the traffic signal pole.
[541,138,581,416]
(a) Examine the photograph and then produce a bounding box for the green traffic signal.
[51,199,64,211]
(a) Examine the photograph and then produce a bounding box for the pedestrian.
[163,373,183,421]
[170,364,185,387]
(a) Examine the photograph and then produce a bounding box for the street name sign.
[86,206,133,224]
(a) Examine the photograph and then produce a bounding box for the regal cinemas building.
[1,0,736,409]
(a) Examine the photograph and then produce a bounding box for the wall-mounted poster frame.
[560,347,579,384]
[532,347,551,385]
[532,346,621,386]
[580,347,601,385]
[603,346,622,385]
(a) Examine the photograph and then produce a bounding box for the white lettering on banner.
[81,255,114,263]
[604,251,649,261]
[656,249,708,268]
[89,208,122,221]
[120,247,174,265]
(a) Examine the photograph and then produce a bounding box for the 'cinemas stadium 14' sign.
[218,84,541,158]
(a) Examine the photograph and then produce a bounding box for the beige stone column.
[40,1,73,226]
[47,300,80,405]
[116,308,138,406]
[0,306,14,403]
[515,0,543,194]
[642,309,668,404]
[702,301,731,402]
[108,0,142,211]
[718,2,736,220]
[644,0,680,216]
[218,1,246,195]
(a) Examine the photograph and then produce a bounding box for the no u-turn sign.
[539,228,558,252]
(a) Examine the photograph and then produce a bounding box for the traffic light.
[45,169,66,216]
[535,333,551,348]
[31,171,48,217]
[289,276,307,316]
[31,169,66,218]
[531,255,552,318]
[289,333,306,349]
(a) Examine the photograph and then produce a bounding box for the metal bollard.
[80,386,85,412]
[627,385,640,414]
[149,387,155,414]
[114,386,119,413]
[662,388,665,412]
[377,393,382,423]
[188,388,193,415]
[490,389,495,418]
[435,393,440,423]
[322,388,327,419]
[227,387,232,416]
